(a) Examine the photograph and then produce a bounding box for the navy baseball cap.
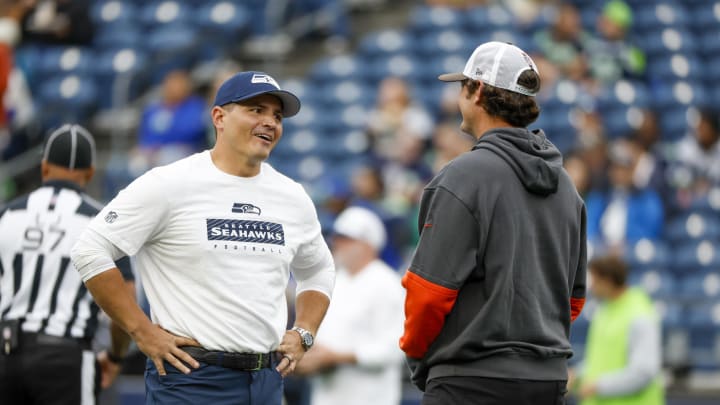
[213,71,301,117]
[43,124,96,169]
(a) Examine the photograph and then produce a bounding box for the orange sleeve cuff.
[399,271,458,359]
[570,297,585,322]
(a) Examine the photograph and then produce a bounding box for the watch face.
[303,333,313,347]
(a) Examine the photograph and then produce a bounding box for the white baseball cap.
[333,206,387,252]
[439,41,540,97]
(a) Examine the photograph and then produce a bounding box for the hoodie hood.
[473,127,563,196]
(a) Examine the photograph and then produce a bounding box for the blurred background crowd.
[1,0,719,404]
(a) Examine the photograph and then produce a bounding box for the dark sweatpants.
[422,376,567,405]
[0,335,99,405]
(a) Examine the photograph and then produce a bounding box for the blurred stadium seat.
[93,48,149,109]
[139,1,192,28]
[624,239,672,270]
[358,29,414,59]
[91,0,138,27]
[646,54,703,82]
[630,269,677,299]
[686,302,720,370]
[409,6,463,35]
[317,80,375,108]
[36,47,95,81]
[665,213,720,242]
[679,272,720,303]
[37,75,99,127]
[640,27,697,56]
[365,54,421,84]
[672,240,720,273]
[464,4,514,34]
[634,2,690,31]
[310,55,365,84]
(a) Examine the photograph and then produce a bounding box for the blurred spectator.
[673,108,720,183]
[631,109,661,155]
[350,165,406,269]
[132,69,208,175]
[587,0,645,83]
[534,3,591,82]
[2,65,37,160]
[437,82,461,123]
[564,153,591,197]
[321,176,352,218]
[351,165,385,204]
[21,0,92,45]
[297,207,404,405]
[0,35,10,149]
[367,77,433,160]
[0,0,29,155]
[569,255,663,404]
[429,122,474,174]
[382,132,433,214]
[575,111,610,191]
[626,111,668,192]
[586,140,664,250]
[533,54,561,102]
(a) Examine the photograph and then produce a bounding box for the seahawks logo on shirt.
[105,211,118,223]
[232,203,261,215]
[206,219,285,245]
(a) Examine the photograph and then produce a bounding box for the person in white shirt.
[296,206,405,405]
[70,71,336,404]
[675,108,720,183]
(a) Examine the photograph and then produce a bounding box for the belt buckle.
[250,353,263,371]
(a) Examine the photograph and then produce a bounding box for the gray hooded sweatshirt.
[400,127,587,391]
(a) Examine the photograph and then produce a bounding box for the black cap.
[43,124,96,169]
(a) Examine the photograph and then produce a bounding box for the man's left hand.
[97,350,122,389]
[276,329,305,377]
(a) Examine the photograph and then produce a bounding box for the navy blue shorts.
[145,358,283,404]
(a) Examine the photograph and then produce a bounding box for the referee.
[0,124,135,405]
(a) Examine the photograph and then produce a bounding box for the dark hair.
[698,108,720,133]
[464,70,541,127]
[589,255,628,287]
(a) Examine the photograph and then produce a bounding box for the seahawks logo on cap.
[251,74,280,89]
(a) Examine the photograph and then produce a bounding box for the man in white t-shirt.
[296,207,404,405]
[70,71,336,404]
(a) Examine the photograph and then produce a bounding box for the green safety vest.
[582,288,665,405]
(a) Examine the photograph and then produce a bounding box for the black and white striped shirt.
[0,180,133,340]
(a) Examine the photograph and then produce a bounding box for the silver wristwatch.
[291,326,314,351]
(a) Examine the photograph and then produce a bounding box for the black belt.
[181,346,272,371]
[20,332,92,350]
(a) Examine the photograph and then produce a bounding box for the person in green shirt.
[571,255,665,405]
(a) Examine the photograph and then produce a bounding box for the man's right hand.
[132,324,201,376]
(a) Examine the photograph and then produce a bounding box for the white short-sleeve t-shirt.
[87,151,332,353]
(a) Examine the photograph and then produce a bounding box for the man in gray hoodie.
[399,42,587,404]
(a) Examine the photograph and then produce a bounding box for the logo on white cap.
[462,42,539,97]
[251,73,280,89]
